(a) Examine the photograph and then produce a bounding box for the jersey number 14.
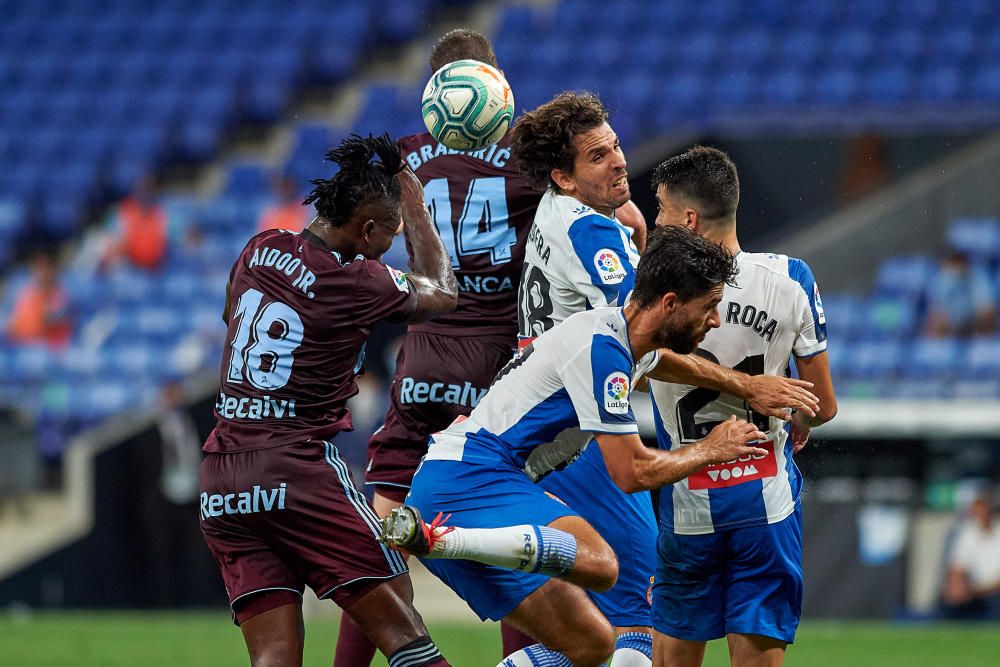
[425,177,516,268]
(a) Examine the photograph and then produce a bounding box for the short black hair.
[429,29,497,71]
[632,225,738,307]
[303,133,403,227]
[652,145,740,221]
[509,92,608,191]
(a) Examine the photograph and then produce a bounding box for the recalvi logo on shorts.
[200,483,287,520]
[687,441,778,490]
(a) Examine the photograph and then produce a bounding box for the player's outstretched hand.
[745,376,818,421]
[698,416,768,465]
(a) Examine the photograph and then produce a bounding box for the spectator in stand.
[924,248,997,338]
[5,251,72,348]
[101,174,168,271]
[257,173,309,233]
[941,490,1000,620]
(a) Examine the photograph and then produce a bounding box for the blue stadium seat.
[918,65,964,103]
[843,339,904,379]
[813,69,860,106]
[862,295,919,340]
[971,66,1000,102]
[889,377,950,400]
[946,217,1000,262]
[904,337,961,379]
[762,69,808,107]
[224,163,272,198]
[964,337,1000,380]
[873,255,936,298]
[865,66,913,104]
[951,379,1000,400]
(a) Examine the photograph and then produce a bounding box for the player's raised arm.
[594,417,768,493]
[645,349,820,420]
[397,167,458,322]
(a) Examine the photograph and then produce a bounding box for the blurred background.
[1,0,999,661]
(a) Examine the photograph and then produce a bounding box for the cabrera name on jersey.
[650,252,827,535]
[425,307,658,470]
[519,189,640,339]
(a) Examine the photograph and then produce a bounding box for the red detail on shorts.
[517,336,535,352]
[687,441,778,490]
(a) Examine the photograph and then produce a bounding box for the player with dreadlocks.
[199,133,457,667]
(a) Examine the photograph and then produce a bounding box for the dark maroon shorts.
[366,331,514,501]
[199,439,408,624]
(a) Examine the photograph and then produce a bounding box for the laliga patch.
[593,249,627,284]
[688,440,778,490]
[813,283,826,324]
[385,264,410,293]
[604,372,630,414]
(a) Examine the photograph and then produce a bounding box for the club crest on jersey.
[594,249,627,284]
[385,265,410,293]
[604,372,630,414]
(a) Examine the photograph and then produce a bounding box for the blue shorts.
[652,506,803,643]
[406,458,577,621]
[539,440,656,627]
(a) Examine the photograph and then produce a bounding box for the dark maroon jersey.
[204,228,416,453]
[398,132,542,338]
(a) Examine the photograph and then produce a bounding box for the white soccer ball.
[421,59,515,151]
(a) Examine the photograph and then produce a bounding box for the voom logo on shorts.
[604,372,630,414]
[594,249,627,284]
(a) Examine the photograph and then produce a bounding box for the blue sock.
[530,526,577,578]
[613,631,653,665]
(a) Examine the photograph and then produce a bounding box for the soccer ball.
[421,59,514,151]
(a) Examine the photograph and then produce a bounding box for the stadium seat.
[903,338,961,380]
[964,337,1000,380]
[843,339,904,379]
[946,217,1000,262]
[862,295,919,341]
[873,255,936,298]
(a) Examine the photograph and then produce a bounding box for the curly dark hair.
[429,29,497,71]
[302,133,403,227]
[509,92,608,192]
[652,145,740,221]
[632,225,738,307]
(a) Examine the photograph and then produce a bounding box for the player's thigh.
[651,529,728,641]
[253,441,409,604]
[200,453,306,623]
[505,578,615,666]
[723,508,803,644]
[540,441,657,627]
[406,459,576,530]
[407,459,579,621]
[366,332,513,496]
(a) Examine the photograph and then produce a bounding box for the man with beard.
[380,226,811,667]
[647,146,837,667]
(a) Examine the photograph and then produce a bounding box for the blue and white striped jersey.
[425,307,658,469]
[518,189,640,341]
[650,252,828,535]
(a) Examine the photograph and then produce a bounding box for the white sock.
[610,632,652,666]
[497,643,572,666]
[427,524,576,577]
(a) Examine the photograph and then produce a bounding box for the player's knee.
[588,544,619,592]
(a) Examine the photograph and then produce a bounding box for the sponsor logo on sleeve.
[385,265,410,293]
[604,372,630,414]
[594,249,627,284]
[813,283,826,324]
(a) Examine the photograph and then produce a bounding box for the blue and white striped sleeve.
[566,214,638,309]
[561,333,638,434]
[788,257,828,358]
